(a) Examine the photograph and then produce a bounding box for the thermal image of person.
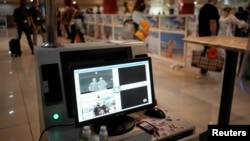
[98,77,107,90]
[88,78,99,91]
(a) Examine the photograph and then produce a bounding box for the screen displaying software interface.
[72,58,154,123]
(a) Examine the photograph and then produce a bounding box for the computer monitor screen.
[60,47,133,118]
[69,57,155,135]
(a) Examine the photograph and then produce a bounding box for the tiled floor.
[0,28,250,141]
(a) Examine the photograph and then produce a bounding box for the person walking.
[61,6,73,39]
[70,4,85,43]
[56,8,62,37]
[197,0,220,79]
[29,0,46,46]
[219,7,248,37]
[132,0,148,41]
[234,6,248,37]
[218,7,249,75]
[234,6,249,75]
[13,0,34,54]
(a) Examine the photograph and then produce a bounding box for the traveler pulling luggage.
[9,38,22,57]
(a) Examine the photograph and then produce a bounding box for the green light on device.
[52,113,60,120]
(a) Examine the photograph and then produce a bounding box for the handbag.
[191,48,225,72]
[134,19,150,41]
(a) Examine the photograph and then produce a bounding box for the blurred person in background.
[56,8,62,37]
[29,0,46,46]
[61,6,73,39]
[119,2,130,14]
[218,7,249,74]
[70,4,85,43]
[13,0,34,54]
[219,7,248,37]
[237,5,250,75]
[234,6,248,37]
[86,8,93,14]
[96,5,102,14]
[132,0,149,41]
[196,0,220,79]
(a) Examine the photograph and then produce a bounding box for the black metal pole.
[218,50,238,125]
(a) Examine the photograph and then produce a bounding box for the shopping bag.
[134,30,146,41]
[134,19,150,41]
[140,19,150,31]
[191,50,225,72]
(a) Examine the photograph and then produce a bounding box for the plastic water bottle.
[99,125,108,141]
[82,126,92,141]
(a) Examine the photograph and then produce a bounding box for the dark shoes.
[11,51,22,57]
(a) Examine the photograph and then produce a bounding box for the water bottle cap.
[83,126,90,130]
[100,125,107,131]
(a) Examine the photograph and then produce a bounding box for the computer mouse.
[144,107,166,119]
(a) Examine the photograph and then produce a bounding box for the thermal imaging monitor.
[70,57,155,136]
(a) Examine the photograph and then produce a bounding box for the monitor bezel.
[69,57,156,128]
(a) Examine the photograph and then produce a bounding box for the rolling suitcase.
[9,38,21,57]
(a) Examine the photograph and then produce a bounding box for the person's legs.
[200,46,209,75]
[57,22,62,37]
[17,26,23,40]
[32,26,38,46]
[38,26,46,44]
[196,46,209,79]
[70,24,76,43]
[78,31,85,43]
[238,52,245,76]
[65,24,71,39]
[15,27,23,55]
[37,25,46,43]
[23,27,34,54]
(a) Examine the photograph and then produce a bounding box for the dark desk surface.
[45,107,195,141]
[183,36,248,52]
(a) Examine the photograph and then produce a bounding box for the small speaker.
[41,63,63,106]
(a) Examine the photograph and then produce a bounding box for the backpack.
[121,19,139,40]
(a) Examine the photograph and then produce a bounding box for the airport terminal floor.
[0,28,250,141]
